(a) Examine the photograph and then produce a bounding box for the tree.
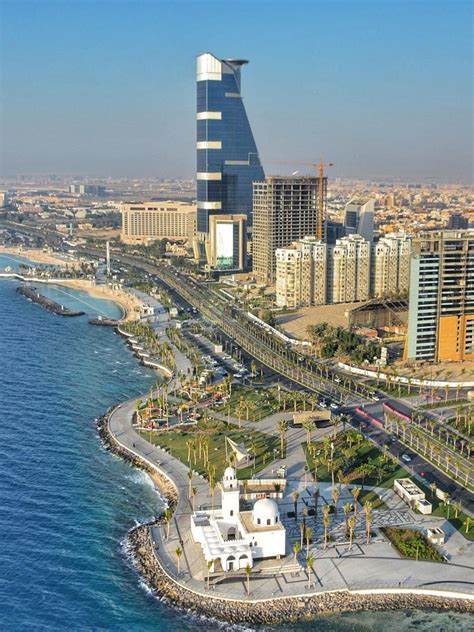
[332,488,340,515]
[305,526,312,558]
[292,490,300,521]
[277,419,288,457]
[364,501,373,544]
[322,505,330,549]
[207,559,214,590]
[307,553,314,589]
[464,516,472,534]
[351,487,361,517]
[165,507,173,540]
[175,546,182,573]
[191,486,198,511]
[348,515,356,550]
[245,563,252,595]
[303,419,315,446]
[293,541,301,570]
[343,502,352,532]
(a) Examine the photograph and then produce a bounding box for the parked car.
[401,453,412,463]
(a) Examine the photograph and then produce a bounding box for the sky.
[0,0,472,182]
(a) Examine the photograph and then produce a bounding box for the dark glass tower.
[196,53,264,235]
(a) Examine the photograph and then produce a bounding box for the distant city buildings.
[69,184,106,197]
[120,201,197,244]
[253,176,327,285]
[195,53,264,269]
[344,198,375,241]
[406,229,474,362]
[447,212,468,230]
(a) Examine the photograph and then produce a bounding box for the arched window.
[275,516,278,523]
[266,518,271,525]
[257,518,261,525]
[230,510,234,516]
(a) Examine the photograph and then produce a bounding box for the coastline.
[50,279,141,322]
[0,245,78,267]
[98,403,474,625]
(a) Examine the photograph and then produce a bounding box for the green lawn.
[304,431,411,489]
[382,527,444,562]
[215,385,310,422]
[358,488,389,510]
[140,418,279,481]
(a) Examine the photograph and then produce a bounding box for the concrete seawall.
[98,405,474,625]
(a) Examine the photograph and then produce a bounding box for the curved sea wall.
[99,407,474,625]
[128,524,474,626]
[97,410,178,511]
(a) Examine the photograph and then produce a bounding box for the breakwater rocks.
[96,410,178,511]
[17,285,85,317]
[89,317,121,327]
[128,525,474,625]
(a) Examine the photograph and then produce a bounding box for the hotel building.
[120,202,197,244]
[196,53,264,268]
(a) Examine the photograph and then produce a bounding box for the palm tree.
[245,563,252,595]
[277,419,288,457]
[175,546,182,573]
[322,505,330,549]
[332,488,340,515]
[165,507,173,540]
[293,541,301,570]
[305,526,312,558]
[348,515,356,550]
[364,501,373,544]
[191,486,198,511]
[303,419,315,446]
[292,490,300,521]
[207,559,214,590]
[351,487,360,517]
[464,516,472,534]
[343,502,351,532]
[307,553,314,589]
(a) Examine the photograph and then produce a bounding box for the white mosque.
[190,467,287,572]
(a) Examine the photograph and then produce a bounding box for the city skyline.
[1,0,472,182]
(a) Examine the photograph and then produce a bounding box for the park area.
[303,429,410,489]
[215,384,313,423]
[139,416,279,481]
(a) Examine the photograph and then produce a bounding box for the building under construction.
[252,175,327,285]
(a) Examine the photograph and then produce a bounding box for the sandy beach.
[51,279,142,322]
[0,246,78,268]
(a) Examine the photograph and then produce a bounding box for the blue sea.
[0,254,472,631]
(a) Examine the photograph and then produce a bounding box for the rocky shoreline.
[17,285,85,316]
[96,410,178,512]
[98,407,474,625]
[128,523,474,625]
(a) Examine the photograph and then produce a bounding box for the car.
[372,395,380,401]
[319,401,327,408]
[330,402,338,410]
[401,453,412,463]
[334,377,341,384]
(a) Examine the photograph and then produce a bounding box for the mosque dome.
[252,497,280,526]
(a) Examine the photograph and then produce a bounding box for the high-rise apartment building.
[329,235,371,304]
[120,202,197,244]
[372,233,411,298]
[447,212,468,230]
[406,230,474,362]
[344,198,375,242]
[275,237,327,308]
[196,53,264,266]
[253,176,327,285]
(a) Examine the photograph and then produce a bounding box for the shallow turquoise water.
[0,254,471,631]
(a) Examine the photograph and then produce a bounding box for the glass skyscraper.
[196,53,264,236]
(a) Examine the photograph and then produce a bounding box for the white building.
[393,478,432,514]
[372,233,411,298]
[344,198,375,241]
[190,467,286,572]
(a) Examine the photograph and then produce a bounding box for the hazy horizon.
[1,0,472,183]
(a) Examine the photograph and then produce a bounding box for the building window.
[230,510,234,516]
[266,519,271,525]
[257,518,261,525]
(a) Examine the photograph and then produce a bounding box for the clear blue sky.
[1,0,472,182]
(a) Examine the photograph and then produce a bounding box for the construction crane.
[262,159,333,241]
